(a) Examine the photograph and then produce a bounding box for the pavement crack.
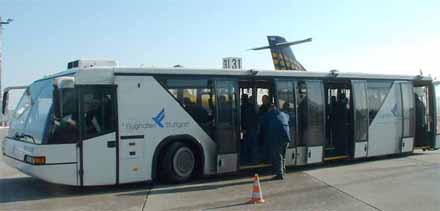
[141,182,153,211]
[405,156,440,166]
[307,173,383,211]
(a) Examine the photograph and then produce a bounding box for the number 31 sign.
[222,57,242,70]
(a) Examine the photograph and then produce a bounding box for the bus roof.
[113,67,432,80]
[42,66,434,85]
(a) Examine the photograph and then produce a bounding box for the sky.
[1,0,440,90]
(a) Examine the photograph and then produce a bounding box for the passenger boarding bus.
[2,60,440,186]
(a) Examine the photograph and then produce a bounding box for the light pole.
[0,17,13,125]
[0,17,13,99]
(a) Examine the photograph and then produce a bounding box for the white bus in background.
[2,60,440,186]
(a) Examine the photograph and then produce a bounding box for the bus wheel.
[162,142,196,183]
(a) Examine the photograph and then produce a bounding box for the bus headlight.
[24,155,46,165]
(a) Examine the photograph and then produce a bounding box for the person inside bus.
[257,94,271,161]
[217,95,232,123]
[326,96,337,145]
[335,93,349,153]
[415,93,426,141]
[50,111,78,144]
[84,98,102,135]
[241,94,258,164]
[259,95,271,115]
[260,104,291,180]
[183,97,209,125]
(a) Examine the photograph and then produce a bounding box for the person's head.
[242,94,249,104]
[339,93,345,100]
[83,95,99,113]
[339,93,348,104]
[262,95,270,105]
[219,95,227,104]
[330,96,337,104]
[183,97,192,106]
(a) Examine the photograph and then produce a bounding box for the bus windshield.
[9,79,54,144]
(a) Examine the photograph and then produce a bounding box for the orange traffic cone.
[248,174,265,204]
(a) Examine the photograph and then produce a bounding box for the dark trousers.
[243,130,258,163]
[271,142,289,176]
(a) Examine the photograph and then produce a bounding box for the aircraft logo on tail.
[250,36,311,71]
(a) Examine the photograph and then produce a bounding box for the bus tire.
[161,142,196,183]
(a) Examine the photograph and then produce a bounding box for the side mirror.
[2,91,9,115]
[53,77,75,119]
[2,86,28,115]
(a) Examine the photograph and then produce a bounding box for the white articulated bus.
[2,60,440,186]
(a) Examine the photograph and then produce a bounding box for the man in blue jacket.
[261,105,292,180]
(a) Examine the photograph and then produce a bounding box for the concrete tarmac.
[1,127,439,211]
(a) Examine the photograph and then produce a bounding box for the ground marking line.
[307,173,383,211]
[141,182,153,211]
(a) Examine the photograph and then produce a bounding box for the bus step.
[414,146,433,151]
[324,155,349,161]
[240,163,272,170]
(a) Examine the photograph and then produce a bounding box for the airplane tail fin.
[267,36,307,71]
[250,36,310,71]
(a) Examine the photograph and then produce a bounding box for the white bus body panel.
[368,83,402,157]
[2,138,78,185]
[307,146,323,164]
[217,153,238,173]
[285,147,296,166]
[119,136,146,183]
[294,146,322,165]
[295,147,307,166]
[115,76,217,183]
[401,137,414,152]
[82,133,116,186]
[436,135,440,149]
[354,141,368,158]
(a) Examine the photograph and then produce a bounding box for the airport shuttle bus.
[2,60,440,186]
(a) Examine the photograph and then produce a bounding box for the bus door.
[215,80,240,173]
[434,82,440,149]
[275,80,297,166]
[414,82,436,149]
[79,85,117,186]
[352,80,369,158]
[295,80,325,165]
[400,82,416,152]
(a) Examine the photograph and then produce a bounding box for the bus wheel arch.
[152,134,204,183]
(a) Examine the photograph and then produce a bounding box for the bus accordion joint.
[24,155,46,165]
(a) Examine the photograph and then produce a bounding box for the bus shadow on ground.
[1,151,436,204]
[0,176,148,203]
[0,169,269,204]
[118,169,274,197]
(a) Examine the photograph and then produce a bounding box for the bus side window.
[367,81,393,123]
[160,79,215,137]
[80,86,116,139]
[48,88,79,144]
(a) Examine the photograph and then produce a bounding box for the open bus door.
[351,80,369,158]
[399,81,416,152]
[295,80,325,165]
[434,81,440,149]
[215,80,240,173]
[414,81,437,150]
[274,80,297,166]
